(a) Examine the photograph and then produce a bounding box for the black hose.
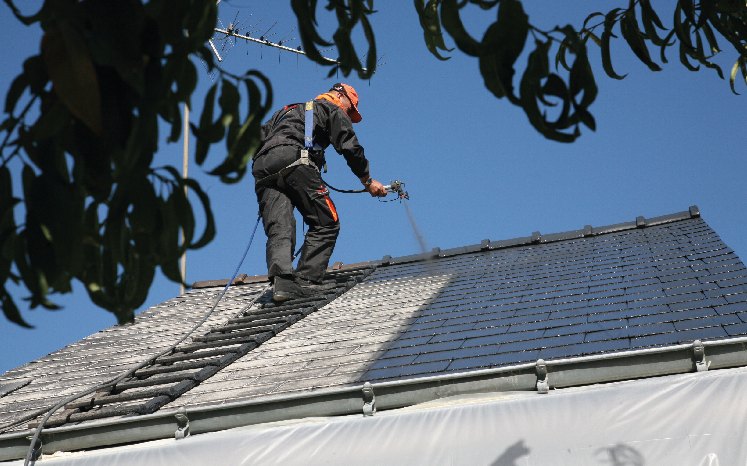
[322,179,366,194]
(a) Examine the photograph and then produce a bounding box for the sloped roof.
[1,206,747,458]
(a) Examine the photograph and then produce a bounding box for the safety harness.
[255,100,325,189]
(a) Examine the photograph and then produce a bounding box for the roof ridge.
[379,206,701,267]
[193,207,701,288]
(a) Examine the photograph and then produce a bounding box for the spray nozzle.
[383,180,409,200]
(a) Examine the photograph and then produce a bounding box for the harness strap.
[255,100,324,188]
[254,151,318,187]
[304,100,314,149]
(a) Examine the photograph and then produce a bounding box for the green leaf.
[359,14,378,79]
[441,0,484,57]
[564,25,598,111]
[730,57,741,94]
[673,4,695,50]
[183,178,215,249]
[582,30,603,47]
[22,55,48,97]
[195,83,218,166]
[219,80,241,149]
[619,10,662,71]
[701,22,721,54]
[660,29,677,63]
[681,0,696,25]
[291,0,337,67]
[3,0,46,26]
[519,40,577,143]
[601,9,627,80]
[697,0,716,28]
[157,166,215,250]
[1,286,31,328]
[639,0,668,47]
[468,0,500,9]
[5,72,30,115]
[415,0,453,60]
[541,74,571,125]
[42,22,103,136]
[478,0,528,104]
[693,29,724,78]
[679,41,700,71]
[582,12,605,30]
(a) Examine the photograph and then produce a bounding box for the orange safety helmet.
[330,83,362,123]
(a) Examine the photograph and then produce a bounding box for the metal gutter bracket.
[692,340,709,372]
[536,359,549,394]
[175,407,190,439]
[362,382,376,416]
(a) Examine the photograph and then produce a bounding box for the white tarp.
[18,366,747,466]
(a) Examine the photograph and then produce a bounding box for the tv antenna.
[205,7,386,78]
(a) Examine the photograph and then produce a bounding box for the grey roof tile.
[446,350,539,371]
[724,322,747,336]
[538,339,630,359]
[363,360,452,381]
[664,282,718,296]
[429,325,509,344]
[585,327,630,341]
[716,276,747,289]
[713,302,747,315]
[627,322,676,337]
[462,329,545,349]
[668,296,728,312]
[672,314,740,331]
[725,291,747,303]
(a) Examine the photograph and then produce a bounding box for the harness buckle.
[300,149,310,166]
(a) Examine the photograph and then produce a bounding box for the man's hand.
[366,179,387,197]
[360,176,387,197]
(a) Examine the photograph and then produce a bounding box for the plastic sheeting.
[18,366,747,466]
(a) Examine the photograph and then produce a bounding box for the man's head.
[330,83,361,123]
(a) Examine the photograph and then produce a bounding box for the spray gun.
[382,180,409,200]
[321,178,409,200]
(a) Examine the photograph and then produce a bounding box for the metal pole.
[180,104,189,295]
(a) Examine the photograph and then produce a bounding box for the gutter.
[1,334,745,461]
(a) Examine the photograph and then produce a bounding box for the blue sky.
[1,0,745,375]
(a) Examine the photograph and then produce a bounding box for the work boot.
[295,276,342,293]
[294,276,325,292]
[273,276,314,302]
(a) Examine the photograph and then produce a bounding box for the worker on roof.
[253,83,387,302]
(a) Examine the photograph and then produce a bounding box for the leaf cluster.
[581,0,747,94]
[414,0,747,142]
[291,0,378,79]
[0,0,271,326]
[415,0,598,142]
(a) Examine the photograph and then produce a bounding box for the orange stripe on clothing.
[323,194,338,222]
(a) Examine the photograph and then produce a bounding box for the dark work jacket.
[254,99,370,179]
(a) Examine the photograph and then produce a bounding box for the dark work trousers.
[252,145,340,284]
